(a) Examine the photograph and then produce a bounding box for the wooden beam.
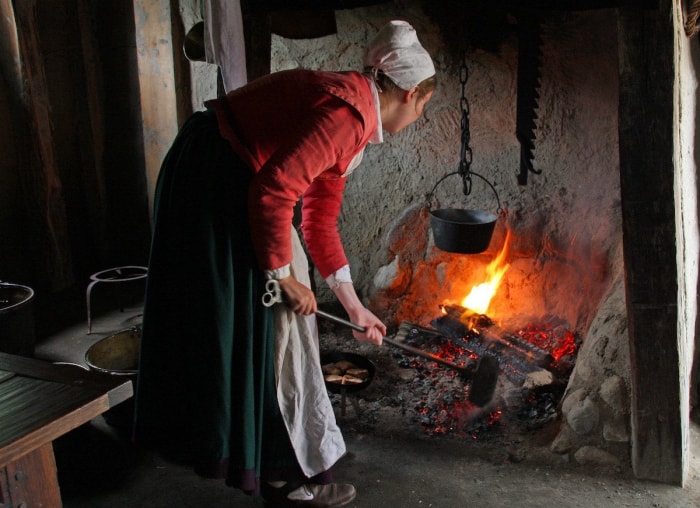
[169,0,193,123]
[618,0,684,484]
[0,443,61,507]
[241,0,271,81]
[133,0,180,217]
[13,0,75,290]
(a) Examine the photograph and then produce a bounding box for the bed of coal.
[318,306,579,464]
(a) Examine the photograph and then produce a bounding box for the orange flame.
[461,230,512,315]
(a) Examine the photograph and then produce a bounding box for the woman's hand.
[347,307,386,346]
[331,280,386,345]
[277,276,317,315]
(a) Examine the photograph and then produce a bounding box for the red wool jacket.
[207,69,378,278]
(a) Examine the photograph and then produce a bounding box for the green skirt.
[133,110,327,495]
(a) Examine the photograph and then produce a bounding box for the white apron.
[272,227,346,477]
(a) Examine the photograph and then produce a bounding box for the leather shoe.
[288,483,357,507]
[261,481,300,505]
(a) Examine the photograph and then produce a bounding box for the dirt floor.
[38,303,700,507]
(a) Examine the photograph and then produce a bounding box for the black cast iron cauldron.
[430,208,498,254]
[427,171,502,254]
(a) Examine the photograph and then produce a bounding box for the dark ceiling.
[258,0,657,11]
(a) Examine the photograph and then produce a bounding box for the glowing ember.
[517,322,579,362]
[436,341,479,364]
[461,230,512,315]
[398,316,579,438]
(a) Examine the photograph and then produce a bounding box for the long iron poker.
[316,309,473,375]
[261,280,498,406]
[315,309,499,408]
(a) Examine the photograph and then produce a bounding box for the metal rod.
[315,309,470,375]
[316,309,364,332]
[316,309,499,408]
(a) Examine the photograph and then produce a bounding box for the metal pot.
[85,328,140,429]
[428,56,503,255]
[430,208,498,254]
[183,21,205,62]
[0,282,36,356]
[426,168,502,254]
[85,328,140,376]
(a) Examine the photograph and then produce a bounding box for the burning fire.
[460,230,512,315]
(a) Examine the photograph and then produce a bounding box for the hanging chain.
[458,53,473,196]
[425,53,504,214]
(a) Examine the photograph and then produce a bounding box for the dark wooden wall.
[0,0,151,336]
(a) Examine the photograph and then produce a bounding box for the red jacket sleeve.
[247,101,362,272]
[300,177,348,279]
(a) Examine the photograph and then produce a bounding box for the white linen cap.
[364,20,436,91]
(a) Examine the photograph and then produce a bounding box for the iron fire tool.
[515,14,544,185]
[262,279,499,407]
[315,309,499,408]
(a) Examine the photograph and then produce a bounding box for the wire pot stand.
[86,266,147,334]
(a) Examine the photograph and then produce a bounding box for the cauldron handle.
[425,171,458,210]
[425,170,503,215]
[469,171,503,215]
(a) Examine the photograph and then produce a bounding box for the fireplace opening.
[327,209,629,470]
[333,228,583,440]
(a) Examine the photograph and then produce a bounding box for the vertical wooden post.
[618,1,685,484]
[241,0,271,81]
[12,0,75,290]
[132,0,180,217]
[0,443,62,507]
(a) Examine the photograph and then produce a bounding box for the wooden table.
[0,352,133,507]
